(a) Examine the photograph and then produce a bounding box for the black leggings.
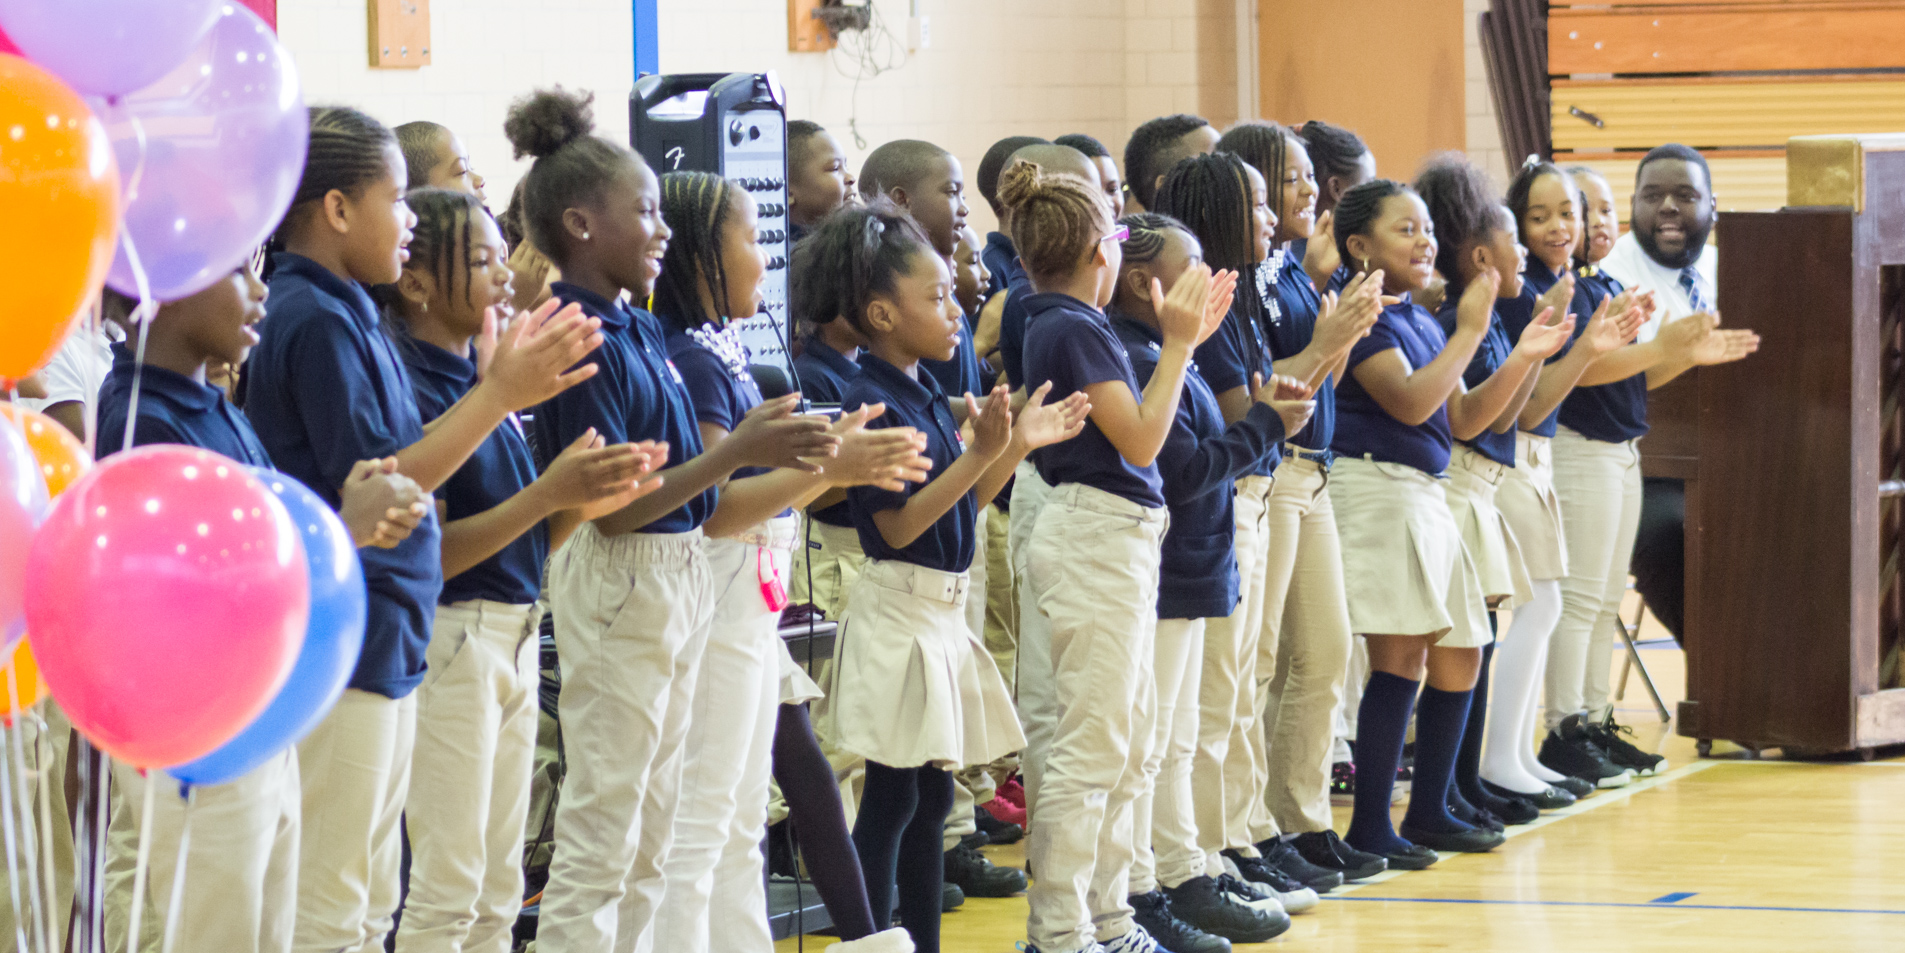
[853,761,954,953]
[772,702,877,940]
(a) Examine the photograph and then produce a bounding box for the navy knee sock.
[1403,685,1479,836]
[1455,640,1513,816]
[1345,671,1420,855]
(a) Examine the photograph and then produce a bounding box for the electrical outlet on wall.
[907,14,930,49]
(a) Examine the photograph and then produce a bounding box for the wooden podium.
[1675,134,1905,756]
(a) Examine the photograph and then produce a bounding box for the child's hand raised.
[964,385,1015,460]
[1456,265,1501,336]
[1156,264,1226,349]
[484,299,606,411]
[820,404,934,491]
[1304,210,1338,284]
[1686,312,1760,366]
[1316,271,1382,356]
[1514,304,1576,361]
[339,457,432,549]
[1536,271,1575,326]
[1252,372,1317,435]
[539,429,666,521]
[1578,296,1631,357]
[1014,381,1090,451]
[728,393,841,472]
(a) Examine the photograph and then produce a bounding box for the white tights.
[1481,579,1569,792]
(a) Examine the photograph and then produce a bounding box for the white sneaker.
[1215,872,1288,916]
[829,928,916,952]
[1101,924,1166,953]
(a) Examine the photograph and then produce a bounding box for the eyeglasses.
[1102,224,1129,244]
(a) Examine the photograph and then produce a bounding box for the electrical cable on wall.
[828,0,910,148]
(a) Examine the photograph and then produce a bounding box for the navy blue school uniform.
[842,354,974,573]
[1019,291,1165,509]
[921,308,984,401]
[96,343,273,467]
[794,335,863,527]
[1113,314,1285,621]
[401,338,546,607]
[530,282,715,534]
[244,252,443,699]
[1434,295,1517,467]
[1555,265,1647,443]
[1260,249,1336,454]
[1508,262,1582,438]
[1331,296,1453,475]
[666,321,799,520]
[1191,273,1281,477]
[981,232,1017,299]
[996,263,1036,389]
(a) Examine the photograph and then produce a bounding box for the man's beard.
[1634,218,1712,270]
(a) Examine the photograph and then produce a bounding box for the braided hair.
[503,86,645,270]
[1218,121,1302,231]
[1414,153,1504,295]
[279,106,397,240]
[1332,178,1413,269]
[653,170,742,332]
[1124,114,1211,210]
[369,187,487,327]
[1112,212,1195,310]
[393,121,449,190]
[1300,120,1369,193]
[790,202,933,337]
[1151,152,1254,273]
[997,159,1113,278]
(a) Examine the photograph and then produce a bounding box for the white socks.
[1481,580,1562,794]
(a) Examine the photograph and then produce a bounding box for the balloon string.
[88,743,107,953]
[79,301,103,459]
[156,789,190,953]
[6,669,46,953]
[0,724,26,953]
[31,714,58,953]
[118,114,157,458]
[124,775,155,953]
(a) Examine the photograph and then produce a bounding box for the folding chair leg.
[1612,614,1671,723]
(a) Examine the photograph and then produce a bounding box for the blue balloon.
[168,468,366,788]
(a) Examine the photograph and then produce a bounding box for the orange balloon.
[3,639,45,722]
[0,54,120,382]
[0,403,90,496]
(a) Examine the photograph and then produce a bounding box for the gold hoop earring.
[1361,256,1369,272]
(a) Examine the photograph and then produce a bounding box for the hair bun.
[504,87,597,161]
[996,159,1047,211]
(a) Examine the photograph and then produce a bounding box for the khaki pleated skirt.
[1496,431,1569,580]
[1445,445,1533,609]
[1330,455,1491,648]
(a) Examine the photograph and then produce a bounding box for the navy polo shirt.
[666,325,771,481]
[1115,315,1284,620]
[1332,296,1453,475]
[1192,280,1280,476]
[921,307,984,401]
[1435,296,1517,467]
[1511,262,1583,438]
[402,338,545,607]
[96,345,274,467]
[982,232,1017,299]
[245,252,443,699]
[1020,292,1166,508]
[1556,266,1648,443]
[531,283,714,534]
[843,354,975,573]
[997,265,1036,389]
[1260,250,1336,451]
[794,336,862,527]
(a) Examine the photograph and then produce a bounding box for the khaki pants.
[1024,483,1167,953]
[537,526,712,953]
[108,751,298,953]
[795,518,869,818]
[1547,427,1643,729]
[946,504,1021,850]
[981,502,1019,690]
[1192,475,1272,874]
[397,600,540,953]
[1254,459,1353,837]
[295,689,417,953]
[1008,463,1057,814]
[0,702,74,953]
[653,522,794,953]
[1130,618,1207,895]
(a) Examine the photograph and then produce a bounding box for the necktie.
[1680,266,1709,313]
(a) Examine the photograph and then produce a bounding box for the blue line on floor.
[1322,896,1905,916]
[1650,892,1698,904]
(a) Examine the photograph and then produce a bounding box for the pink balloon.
[0,0,222,98]
[24,446,307,769]
[0,414,48,651]
[101,3,307,301]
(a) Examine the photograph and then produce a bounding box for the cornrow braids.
[280,106,397,239]
[503,86,644,271]
[1151,151,1254,272]
[369,187,484,334]
[1333,178,1412,269]
[1414,153,1504,294]
[1218,121,1298,229]
[1111,212,1192,310]
[1124,114,1210,210]
[393,120,449,190]
[790,202,933,337]
[1300,120,1369,186]
[997,159,1113,278]
[653,170,740,333]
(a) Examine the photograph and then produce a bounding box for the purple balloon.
[101,3,307,302]
[0,0,222,98]
[0,415,48,652]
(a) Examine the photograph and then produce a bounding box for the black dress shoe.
[975,806,1024,845]
[1551,775,1596,798]
[941,881,964,911]
[1490,793,1540,825]
[1366,841,1439,870]
[943,841,1025,897]
[1446,794,1506,834]
[1398,823,1505,853]
[1291,830,1388,881]
[1257,838,1345,893]
[1483,779,1575,811]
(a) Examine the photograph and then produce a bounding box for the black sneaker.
[1397,822,1504,853]
[1163,875,1286,944]
[1130,887,1236,951]
[1584,718,1668,776]
[976,806,1024,845]
[1328,761,1355,805]
[943,840,1025,897]
[1220,849,1317,913]
[1539,714,1633,789]
[1291,830,1388,882]
[1483,779,1576,811]
[1257,837,1345,892]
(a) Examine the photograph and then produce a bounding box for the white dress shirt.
[1600,231,1717,343]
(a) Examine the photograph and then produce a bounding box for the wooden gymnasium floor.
[777,601,1905,952]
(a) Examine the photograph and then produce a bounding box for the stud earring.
[581,230,590,240]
